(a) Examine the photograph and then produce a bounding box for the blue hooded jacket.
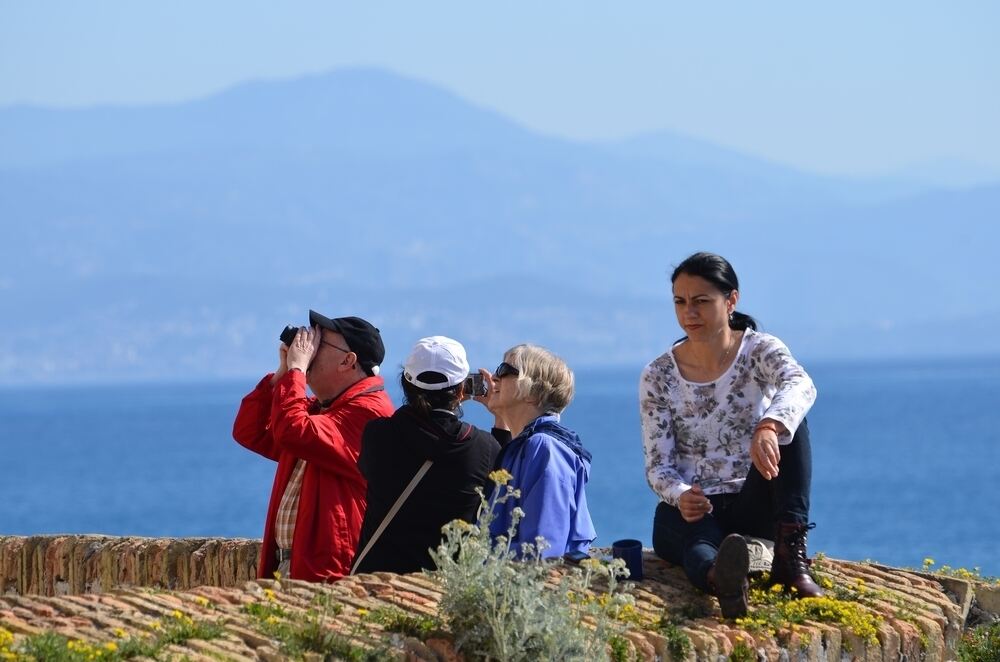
[489,414,597,557]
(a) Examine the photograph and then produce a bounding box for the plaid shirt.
[274,459,307,550]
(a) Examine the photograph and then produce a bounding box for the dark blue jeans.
[651,419,813,592]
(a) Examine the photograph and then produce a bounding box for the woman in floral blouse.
[639,252,823,619]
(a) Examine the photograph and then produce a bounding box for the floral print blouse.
[639,329,816,506]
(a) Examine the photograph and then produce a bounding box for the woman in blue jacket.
[480,344,596,558]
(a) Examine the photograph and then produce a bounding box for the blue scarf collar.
[512,414,592,464]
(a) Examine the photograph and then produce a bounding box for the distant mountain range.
[1,68,998,384]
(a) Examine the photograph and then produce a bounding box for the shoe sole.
[715,534,750,619]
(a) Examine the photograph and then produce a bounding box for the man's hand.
[679,484,713,523]
[270,343,290,386]
[286,326,320,374]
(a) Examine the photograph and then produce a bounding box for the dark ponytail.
[728,311,757,332]
[399,371,462,417]
[671,252,758,331]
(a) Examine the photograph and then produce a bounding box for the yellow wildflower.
[112,628,127,638]
[150,619,163,631]
[194,596,211,608]
[357,608,370,616]
[264,588,277,601]
[488,469,513,485]
[104,642,118,652]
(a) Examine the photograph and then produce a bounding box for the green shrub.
[958,621,1000,662]
[607,634,631,661]
[364,606,442,639]
[0,610,223,661]
[728,640,757,661]
[241,585,377,661]
[655,617,693,660]
[735,573,882,648]
[428,469,633,661]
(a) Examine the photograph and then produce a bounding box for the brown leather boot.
[769,522,824,598]
[707,534,750,619]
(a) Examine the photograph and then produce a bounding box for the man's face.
[306,330,353,397]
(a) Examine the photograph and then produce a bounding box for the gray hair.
[504,344,574,414]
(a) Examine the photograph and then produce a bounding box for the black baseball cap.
[309,310,385,376]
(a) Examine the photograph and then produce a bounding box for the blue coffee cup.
[611,538,644,581]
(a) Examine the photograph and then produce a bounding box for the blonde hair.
[504,344,574,414]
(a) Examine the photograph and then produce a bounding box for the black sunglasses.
[494,362,519,379]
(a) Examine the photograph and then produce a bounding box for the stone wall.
[2,535,996,660]
[0,536,260,596]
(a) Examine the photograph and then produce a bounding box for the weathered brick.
[0,536,987,661]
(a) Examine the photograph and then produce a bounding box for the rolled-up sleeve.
[753,335,817,444]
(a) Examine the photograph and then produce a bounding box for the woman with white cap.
[351,336,501,575]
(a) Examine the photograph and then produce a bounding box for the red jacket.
[233,369,394,581]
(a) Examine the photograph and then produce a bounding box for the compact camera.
[463,371,487,397]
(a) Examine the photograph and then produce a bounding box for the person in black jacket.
[352,336,501,574]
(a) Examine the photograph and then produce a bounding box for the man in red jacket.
[233,310,394,582]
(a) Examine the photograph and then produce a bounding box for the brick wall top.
[1,535,994,661]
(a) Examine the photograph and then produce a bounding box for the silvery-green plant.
[428,469,634,661]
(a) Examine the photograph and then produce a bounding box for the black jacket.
[354,405,500,574]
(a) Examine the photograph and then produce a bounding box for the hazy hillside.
[1,68,997,384]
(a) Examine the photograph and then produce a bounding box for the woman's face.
[490,357,521,411]
[672,272,737,340]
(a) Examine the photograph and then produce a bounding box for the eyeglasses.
[321,339,351,354]
[493,362,519,379]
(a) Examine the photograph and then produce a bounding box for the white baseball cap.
[403,336,470,390]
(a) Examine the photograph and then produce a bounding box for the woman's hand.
[474,368,508,430]
[750,421,783,480]
[678,484,713,523]
[473,368,496,408]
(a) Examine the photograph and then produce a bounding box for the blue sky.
[2,1,998,177]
